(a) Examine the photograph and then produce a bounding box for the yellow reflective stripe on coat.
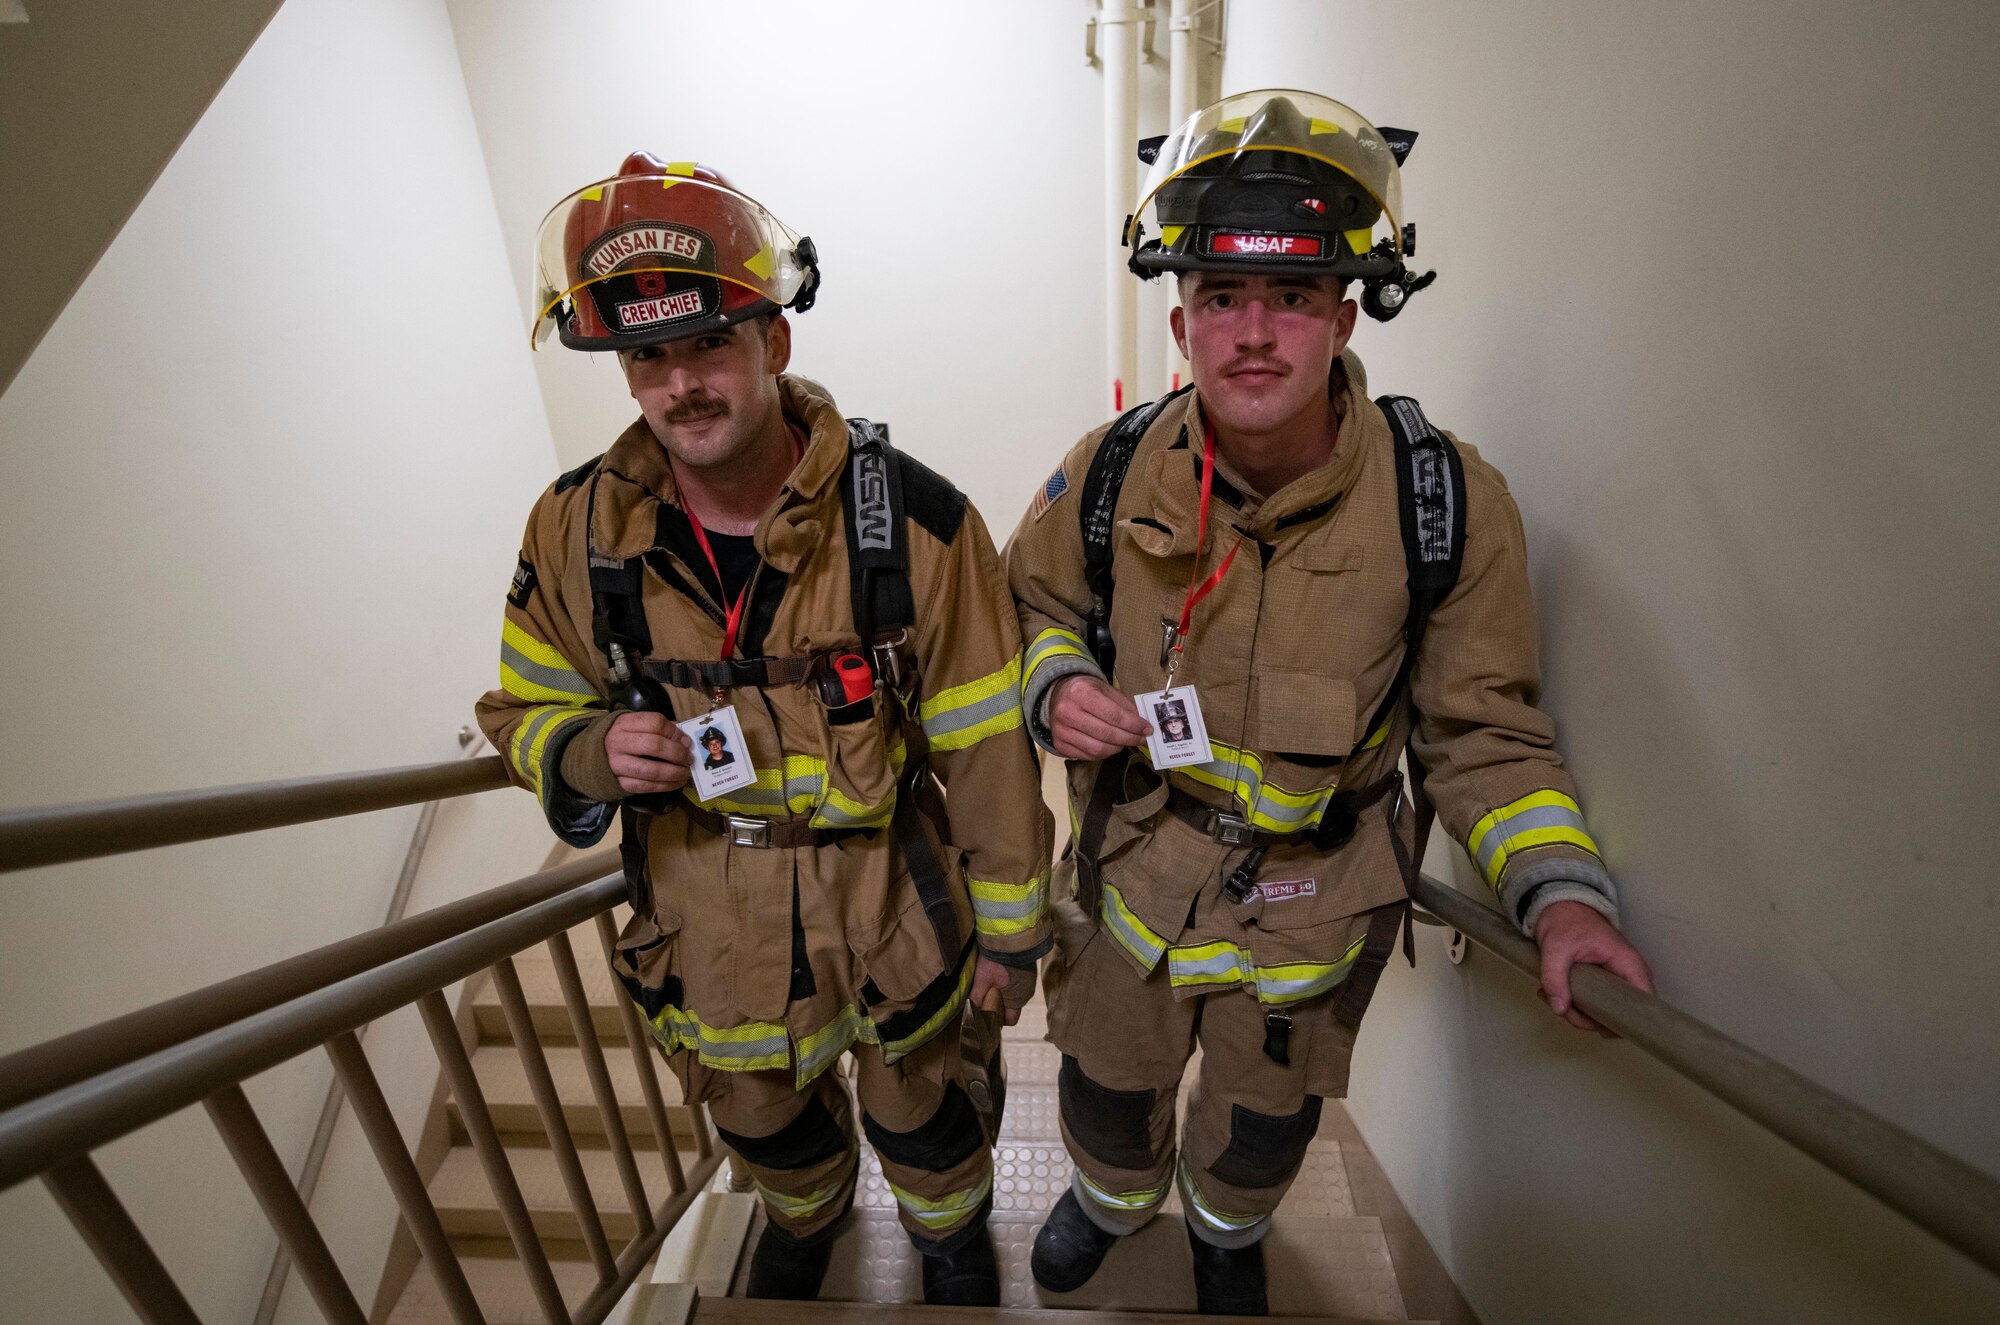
[690,745,908,828]
[1024,627,1092,689]
[1164,931,1369,1006]
[788,954,974,1084]
[1145,740,1338,834]
[1177,1156,1265,1234]
[920,653,1025,752]
[969,873,1048,938]
[887,1169,994,1232]
[1099,878,1169,970]
[507,704,594,798]
[1466,790,1599,891]
[1075,1167,1169,1213]
[641,1003,793,1074]
[499,620,598,705]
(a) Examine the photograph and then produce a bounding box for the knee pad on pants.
[716,1094,848,1172]
[1058,1054,1158,1170]
[862,1082,984,1174]
[1205,1096,1322,1190]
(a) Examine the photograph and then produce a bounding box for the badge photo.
[1136,685,1213,771]
[679,705,756,801]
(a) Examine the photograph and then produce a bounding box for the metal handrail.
[0,870,623,1191]
[0,755,510,872]
[0,848,617,1112]
[1413,870,2000,1279]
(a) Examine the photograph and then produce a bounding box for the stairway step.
[384,1251,602,1325]
[786,1208,1408,1318]
[430,1142,705,1242]
[455,1041,702,1148]
[694,1300,1406,1323]
[471,927,637,1047]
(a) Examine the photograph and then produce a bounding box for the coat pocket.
[611,909,685,1051]
[855,886,969,1062]
[802,638,901,830]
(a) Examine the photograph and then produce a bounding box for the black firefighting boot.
[1186,1219,1268,1316]
[744,1218,836,1300]
[919,1219,1001,1306]
[1030,1189,1120,1292]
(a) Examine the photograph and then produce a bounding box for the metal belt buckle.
[1205,809,1253,846]
[727,815,772,849]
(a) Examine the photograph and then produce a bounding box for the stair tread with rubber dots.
[720,993,1439,1321]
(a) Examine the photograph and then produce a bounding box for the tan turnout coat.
[477,376,1052,1089]
[1005,358,1615,1005]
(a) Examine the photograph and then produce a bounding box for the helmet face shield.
[531,166,816,351]
[1130,89,1406,279]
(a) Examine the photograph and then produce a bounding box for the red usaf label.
[1257,878,1317,903]
[1207,231,1324,258]
[616,288,707,328]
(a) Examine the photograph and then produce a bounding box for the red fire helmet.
[530,152,819,351]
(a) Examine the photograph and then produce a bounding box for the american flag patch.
[1029,465,1070,521]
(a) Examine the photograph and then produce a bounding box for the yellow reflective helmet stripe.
[500,620,598,706]
[1467,790,1600,891]
[921,654,1025,752]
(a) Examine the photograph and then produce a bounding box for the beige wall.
[1221,2,2000,1320]
[443,0,1178,530]
[0,0,560,1319]
[0,0,284,396]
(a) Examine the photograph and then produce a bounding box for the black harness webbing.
[1078,386,1192,675]
[587,419,963,969]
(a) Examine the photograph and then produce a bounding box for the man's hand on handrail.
[1533,900,1654,1036]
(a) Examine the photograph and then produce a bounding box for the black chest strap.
[1078,386,1192,674]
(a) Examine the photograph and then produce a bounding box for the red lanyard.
[682,508,749,662]
[671,423,807,665]
[1167,422,1240,671]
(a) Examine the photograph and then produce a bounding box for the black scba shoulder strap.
[839,418,917,647]
[1079,385,1193,675]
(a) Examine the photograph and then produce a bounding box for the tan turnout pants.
[671,1021,992,1249]
[1046,909,1396,1250]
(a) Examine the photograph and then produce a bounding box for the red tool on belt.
[832,653,874,704]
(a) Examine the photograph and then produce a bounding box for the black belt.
[638,654,817,692]
[682,804,857,849]
[1164,772,1403,852]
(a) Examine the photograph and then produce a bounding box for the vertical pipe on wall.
[1100,0,1140,413]
[1164,0,1197,392]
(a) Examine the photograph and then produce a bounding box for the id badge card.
[1136,685,1213,770]
[679,705,757,801]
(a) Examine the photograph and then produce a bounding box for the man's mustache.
[666,396,729,424]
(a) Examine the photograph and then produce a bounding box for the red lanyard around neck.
[682,508,749,662]
[1168,422,1240,671]
[670,423,807,664]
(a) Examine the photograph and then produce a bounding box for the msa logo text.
[851,451,893,550]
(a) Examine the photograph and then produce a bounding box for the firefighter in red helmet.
[481,154,1051,1304]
